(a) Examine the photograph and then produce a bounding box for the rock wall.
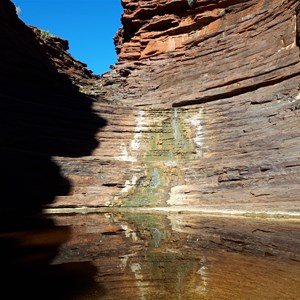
[0,0,106,220]
[2,0,300,214]
[30,26,102,95]
[82,0,300,213]
[2,1,299,295]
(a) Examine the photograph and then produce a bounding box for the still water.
[3,212,300,299]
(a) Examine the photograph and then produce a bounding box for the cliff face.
[71,0,300,213]
[30,26,102,95]
[106,0,300,107]
[1,0,300,214]
[2,1,300,296]
[0,0,106,219]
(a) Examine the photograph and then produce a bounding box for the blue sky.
[12,0,123,75]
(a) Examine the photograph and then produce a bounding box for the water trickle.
[131,110,145,151]
[172,108,179,142]
[117,107,206,207]
[189,112,204,156]
[149,168,161,189]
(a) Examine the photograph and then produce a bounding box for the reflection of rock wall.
[52,213,300,299]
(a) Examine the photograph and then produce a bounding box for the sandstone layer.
[1,1,300,297]
[52,0,300,215]
[30,26,102,95]
[1,0,300,215]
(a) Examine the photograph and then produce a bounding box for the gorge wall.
[52,0,300,214]
[2,1,299,296]
[0,0,106,222]
[2,0,300,215]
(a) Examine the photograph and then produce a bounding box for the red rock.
[92,0,300,213]
[2,1,300,297]
[1,0,300,215]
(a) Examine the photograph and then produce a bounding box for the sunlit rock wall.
[84,0,300,213]
[47,0,300,213]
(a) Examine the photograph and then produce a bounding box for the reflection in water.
[50,213,300,300]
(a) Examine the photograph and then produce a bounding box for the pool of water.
[2,212,300,299]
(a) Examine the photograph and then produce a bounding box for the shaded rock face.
[0,0,105,299]
[0,0,106,218]
[0,1,106,296]
[55,0,300,212]
[30,26,102,95]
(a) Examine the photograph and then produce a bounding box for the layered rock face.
[52,0,300,213]
[2,1,300,296]
[0,0,106,219]
[107,0,300,107]
[30,26,102,95]
[2,0,299,214]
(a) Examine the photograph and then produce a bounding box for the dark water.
[3,212,300,299]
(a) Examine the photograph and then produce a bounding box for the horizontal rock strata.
[52,0,300,214]
[2,0,300,215]
[30,26,102,95]
[3,2,300,297]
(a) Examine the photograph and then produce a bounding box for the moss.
[123,164,167,207]
[144,109,195,162]
[121,212,169,247]
[40,29,54,40]
[120,108,204,207]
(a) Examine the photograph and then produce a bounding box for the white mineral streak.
[121,175,138,194]
[115,143,137,162]
[120,223,138,241]
[115,110,145,162]
[196,256,209,294]
[167,185,186,206]
[189,112,204,155]
[119,253,137,271]
[172,108,180,141]
[131,110,145,151]
[131,263,147,300]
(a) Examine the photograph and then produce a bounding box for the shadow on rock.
[0,1,107,298]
